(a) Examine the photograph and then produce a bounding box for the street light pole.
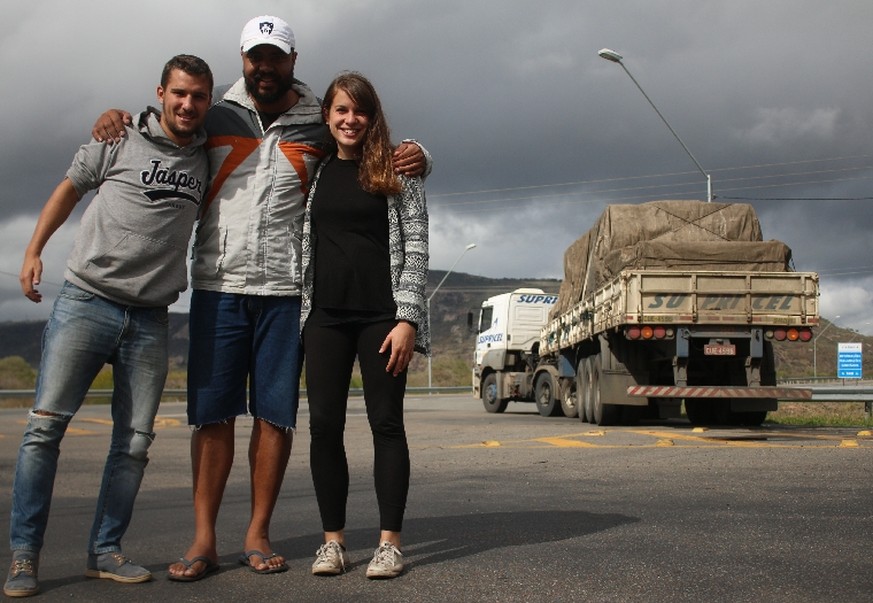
[427,243,476,391]
[847,323,871,342]
[598,48,713,202]
[812,315,840,379]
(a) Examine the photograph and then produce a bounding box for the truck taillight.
[626,325,673,340]
[766,327,813,342]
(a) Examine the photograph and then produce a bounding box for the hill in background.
[0,272,560,383]
[0,271,868,383]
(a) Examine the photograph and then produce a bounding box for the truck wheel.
[685,400,730,426]
[578,358,591,423]
[535,373,562,417]
[731,410,767,426]
[723,342,771,426]
[561,380,578,418]
[481,373,508,414]
[684,400,709,426]
[590,354,620,426]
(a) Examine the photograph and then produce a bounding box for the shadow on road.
[268,509,638,572]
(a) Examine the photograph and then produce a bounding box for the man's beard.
[244,70,295,105]
[167,119,196,140]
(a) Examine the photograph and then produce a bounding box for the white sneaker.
[366,542,404,579]
[312,540,350,576]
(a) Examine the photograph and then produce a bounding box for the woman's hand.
[380,321,417,376]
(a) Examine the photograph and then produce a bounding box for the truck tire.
[590,354,620,426]
[578,358,591,423]
[561,379,579,418]
[685,399,730,426]
[684,399,711,426]
[481,373,508,414]
[535,373,562,417]
[726,341,774,427]
[731,410,767,426]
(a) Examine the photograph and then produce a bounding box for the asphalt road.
[1,395,872,602]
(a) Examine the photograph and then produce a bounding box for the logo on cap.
[241,15,295,53]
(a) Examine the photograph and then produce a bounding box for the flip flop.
[167,556,220,582]
[238,550,288,574]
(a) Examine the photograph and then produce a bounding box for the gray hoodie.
[64,108,208,307]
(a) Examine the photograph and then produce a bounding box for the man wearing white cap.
[179,15,430,581]
[94,15,430,581]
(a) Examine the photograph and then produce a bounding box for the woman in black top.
[300,72,429,580]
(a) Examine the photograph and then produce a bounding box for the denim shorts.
[187,290,302,429]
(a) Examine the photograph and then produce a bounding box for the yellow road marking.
[632,430,723,445]
[455,427,873,449]
[534,437,598,448]
[155,417,182,428]
[4,415,186,437]
[76,416,181,429]
[80,418,113,426]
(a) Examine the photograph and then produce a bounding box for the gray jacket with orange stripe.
[190,77,329,296]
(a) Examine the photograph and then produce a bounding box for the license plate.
[704,344,736,356]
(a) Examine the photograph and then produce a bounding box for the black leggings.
[304,319,410,533]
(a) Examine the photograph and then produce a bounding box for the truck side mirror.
[467,311,474,332]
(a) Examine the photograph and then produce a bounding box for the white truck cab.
[472,288,558,412]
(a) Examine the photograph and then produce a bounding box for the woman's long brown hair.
[322,72,402,195]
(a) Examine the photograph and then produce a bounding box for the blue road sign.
[837,342,863,379]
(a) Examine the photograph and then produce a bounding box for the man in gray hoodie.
[4,55,213,599]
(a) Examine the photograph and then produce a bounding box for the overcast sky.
[2,0,872,334]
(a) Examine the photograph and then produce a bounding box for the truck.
[473,288,559,413]
[471,200,818,426]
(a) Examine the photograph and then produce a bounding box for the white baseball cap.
[240,15,295,54]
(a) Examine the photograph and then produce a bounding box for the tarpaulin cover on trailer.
[550,200,794,319]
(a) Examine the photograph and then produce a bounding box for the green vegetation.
[3,351,873,427]
[300,355,469,391]
[0,356,36,390]
[766,402,873,428]
[0,356,37,408]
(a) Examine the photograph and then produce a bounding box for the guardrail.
[3,384,872,401]
[2,384,870,419]
[802,385,873,402]
[0,386,471,401]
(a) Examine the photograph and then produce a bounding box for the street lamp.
[597,48,713,202]
[812,315,840,379]
[848,322,871,342]
[427,243,477,390]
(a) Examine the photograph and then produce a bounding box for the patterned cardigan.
[300,155,431,355]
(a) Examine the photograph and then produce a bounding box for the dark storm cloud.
[1,0,872,333]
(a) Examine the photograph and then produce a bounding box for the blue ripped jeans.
[8,281,168,555]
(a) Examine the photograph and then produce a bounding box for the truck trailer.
[471,200,818,426]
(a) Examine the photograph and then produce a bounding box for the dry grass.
[4,396,872,427]
[767,402,873,427]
